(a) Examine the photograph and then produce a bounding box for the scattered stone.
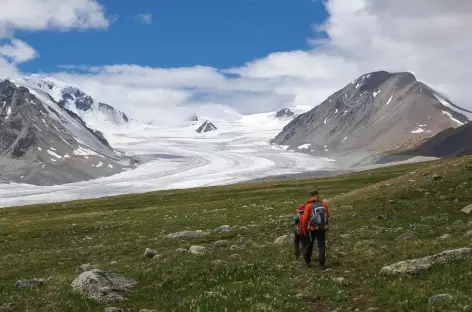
[454,198,460,203]
[230,245,240,251]
[438,234,451,240]
[0,303,14,310]
[16,277,51,289]
[461,205,472,214]
[229,254,241,260]
[214,225,231,232]
[189,245,211,255]
[396,233,418,240]
[366,308,379,311]
[389,200,395,204]
[144,248,158,259]
[432,174,443,181]
[235,236,252,247]
[274,234,294,245]
[213,240,229,249]
[71,269,137,304]
[104,309,156,312]
[428,294,453,305]
[332,277,348,286]
[464,230,472,237]
[76,263,96,273]
[380,248,472,276]
[104,308,135,312]
[354,240,376,250]
[212,260,228,265]
[174,248,187,253]
[166,231,209,239]
[111,261,118,265]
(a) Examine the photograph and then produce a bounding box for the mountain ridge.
[271,70,470,155]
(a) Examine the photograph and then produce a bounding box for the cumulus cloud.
[0,0,109,37]
[136,13,152,25]
[4,0,472,125]
[0,39,38,63]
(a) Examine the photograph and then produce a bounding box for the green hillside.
[1,157,472,312]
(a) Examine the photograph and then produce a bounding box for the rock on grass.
[189,245,211,255]
[166,231,209,239]
[381,248,472,276]
[76,264,96,273]
[71,269,137,304]
[144,248,158,259]
[16,277,51,289]
[429,294,454,305]
[461,204,472,214]
[274,234,294,245]
[214,225,232,232]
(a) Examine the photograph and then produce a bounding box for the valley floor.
[1,156,471,311]
[0,116,337,208]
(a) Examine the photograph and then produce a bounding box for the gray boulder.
[461,204,472,214]
[144,248,158,259]
[189,246,211,255]
[76,263,96,273]
[214,225,232,232]
[166,231,209,239]
[381,248,472,276]
[16,277,51,289]
[71,269,137,304]
[274,234,294,245]
[428,294,454,305]
[213,240,229,249]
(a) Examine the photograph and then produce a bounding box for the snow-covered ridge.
[13,76,130,133]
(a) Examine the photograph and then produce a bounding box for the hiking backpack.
[308,201,328,230]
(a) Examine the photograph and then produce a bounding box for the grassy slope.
[1,157,472,312]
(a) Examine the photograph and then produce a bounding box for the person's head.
[309,189,319,197]
[297,204,305,213]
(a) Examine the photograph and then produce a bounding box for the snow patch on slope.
[442,111,465,126]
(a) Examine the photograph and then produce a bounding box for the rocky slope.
[401,121,472,158]
[0,79,137,185]
[271,71,471,155]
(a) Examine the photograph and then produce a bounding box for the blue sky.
[1,0,470,121]
[17,0,327,73]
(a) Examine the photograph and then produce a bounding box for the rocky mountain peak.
[196,120,217,133]
[275,108,295,118]
[271,70,470,155]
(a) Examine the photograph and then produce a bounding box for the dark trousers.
[303,230,326,266]
[293,232,304,258]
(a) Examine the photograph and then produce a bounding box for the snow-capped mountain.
[272,71,471,154]
[14,76,129,132]
[0,79,137,185]
[196,120,218,133]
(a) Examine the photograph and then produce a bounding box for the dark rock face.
[271,71,470,154]
[196,120,217,133]
[275,108,295,118]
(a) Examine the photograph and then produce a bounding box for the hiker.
[300,190,330,268]
[293,204,306,258]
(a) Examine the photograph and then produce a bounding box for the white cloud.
[0,0,109,37]
[136,13,152,25]
[4,0,472,126]
[0,39,38,63]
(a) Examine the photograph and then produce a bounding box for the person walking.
[293,204,306,259]
[300,190,330,269]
